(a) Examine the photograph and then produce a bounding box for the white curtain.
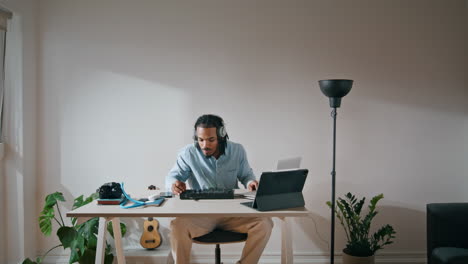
[0,6,12,264]
[0,8,11,140]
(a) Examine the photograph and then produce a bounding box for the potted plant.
[327,192,396,264]
[22,192,126,264]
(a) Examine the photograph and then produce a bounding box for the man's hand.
[172,180,186,195]
[248,180,259,191]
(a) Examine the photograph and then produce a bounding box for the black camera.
[97,182,123,199]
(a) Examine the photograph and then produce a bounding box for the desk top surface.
[67,192,310,218]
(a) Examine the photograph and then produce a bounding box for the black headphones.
[193,115,229,153]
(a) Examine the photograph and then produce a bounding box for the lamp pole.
[318,79,353,264]
[331,107,337,264]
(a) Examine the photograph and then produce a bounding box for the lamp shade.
[319,79,353,108]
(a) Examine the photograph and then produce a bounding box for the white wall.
[0,0,38,263]
[35,0,467,263]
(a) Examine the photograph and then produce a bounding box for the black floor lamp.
[319,79,353,264]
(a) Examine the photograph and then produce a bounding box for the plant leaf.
[44,192,65,208]
[70,235,85,262]
[73,192,99,210]
[87,192,99,203]
[22,258,37,264]
[72,195,85,209]
[78,248,95,264]
[38,208,55,236]
[354,197,365,216]
[77,217,99,243]
[104,252,114,264]
[71,193,99,226]
[75,217,100,258]
[57,226,78,249]
[369,193,384,212]
[78,247,112,264]
[87,234,98,249]
[69,243,82,263]
[107,222,127,238]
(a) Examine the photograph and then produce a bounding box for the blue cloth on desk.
[166,141,256,190]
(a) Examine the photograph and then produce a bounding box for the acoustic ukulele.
[140,216,162,249]
[140,185,162,249]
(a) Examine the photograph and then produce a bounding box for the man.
[166,114,273,264]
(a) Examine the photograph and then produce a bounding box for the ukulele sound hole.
[148,225,154,232]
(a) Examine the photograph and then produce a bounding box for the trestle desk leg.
[111,217,126,264]
[280,217,293,264]
[96,217,108,264]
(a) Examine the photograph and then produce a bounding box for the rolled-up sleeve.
[237,145,256,188]
[165,148,192,190]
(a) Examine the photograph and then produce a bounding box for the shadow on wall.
[296,212,331,252]
[296,205,426,254]
[376,205,426,252]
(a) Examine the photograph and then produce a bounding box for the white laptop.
[276,156,302,171]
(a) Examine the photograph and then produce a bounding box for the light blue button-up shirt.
[165,141,256,190]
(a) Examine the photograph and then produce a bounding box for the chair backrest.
[426,203,468,263]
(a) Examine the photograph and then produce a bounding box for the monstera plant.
[23,192,126,264]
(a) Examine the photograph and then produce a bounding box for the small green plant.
[22,192,126,264]
[327,192,396,257]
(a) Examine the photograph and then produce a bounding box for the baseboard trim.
[42,251,426,264]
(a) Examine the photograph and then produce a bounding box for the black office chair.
[427,203,468,264]
[192,229,248,264]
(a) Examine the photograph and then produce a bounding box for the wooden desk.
[67,194,310,264]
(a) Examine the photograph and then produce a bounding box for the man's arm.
[165,149,192,192]
[237,144,257,189]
